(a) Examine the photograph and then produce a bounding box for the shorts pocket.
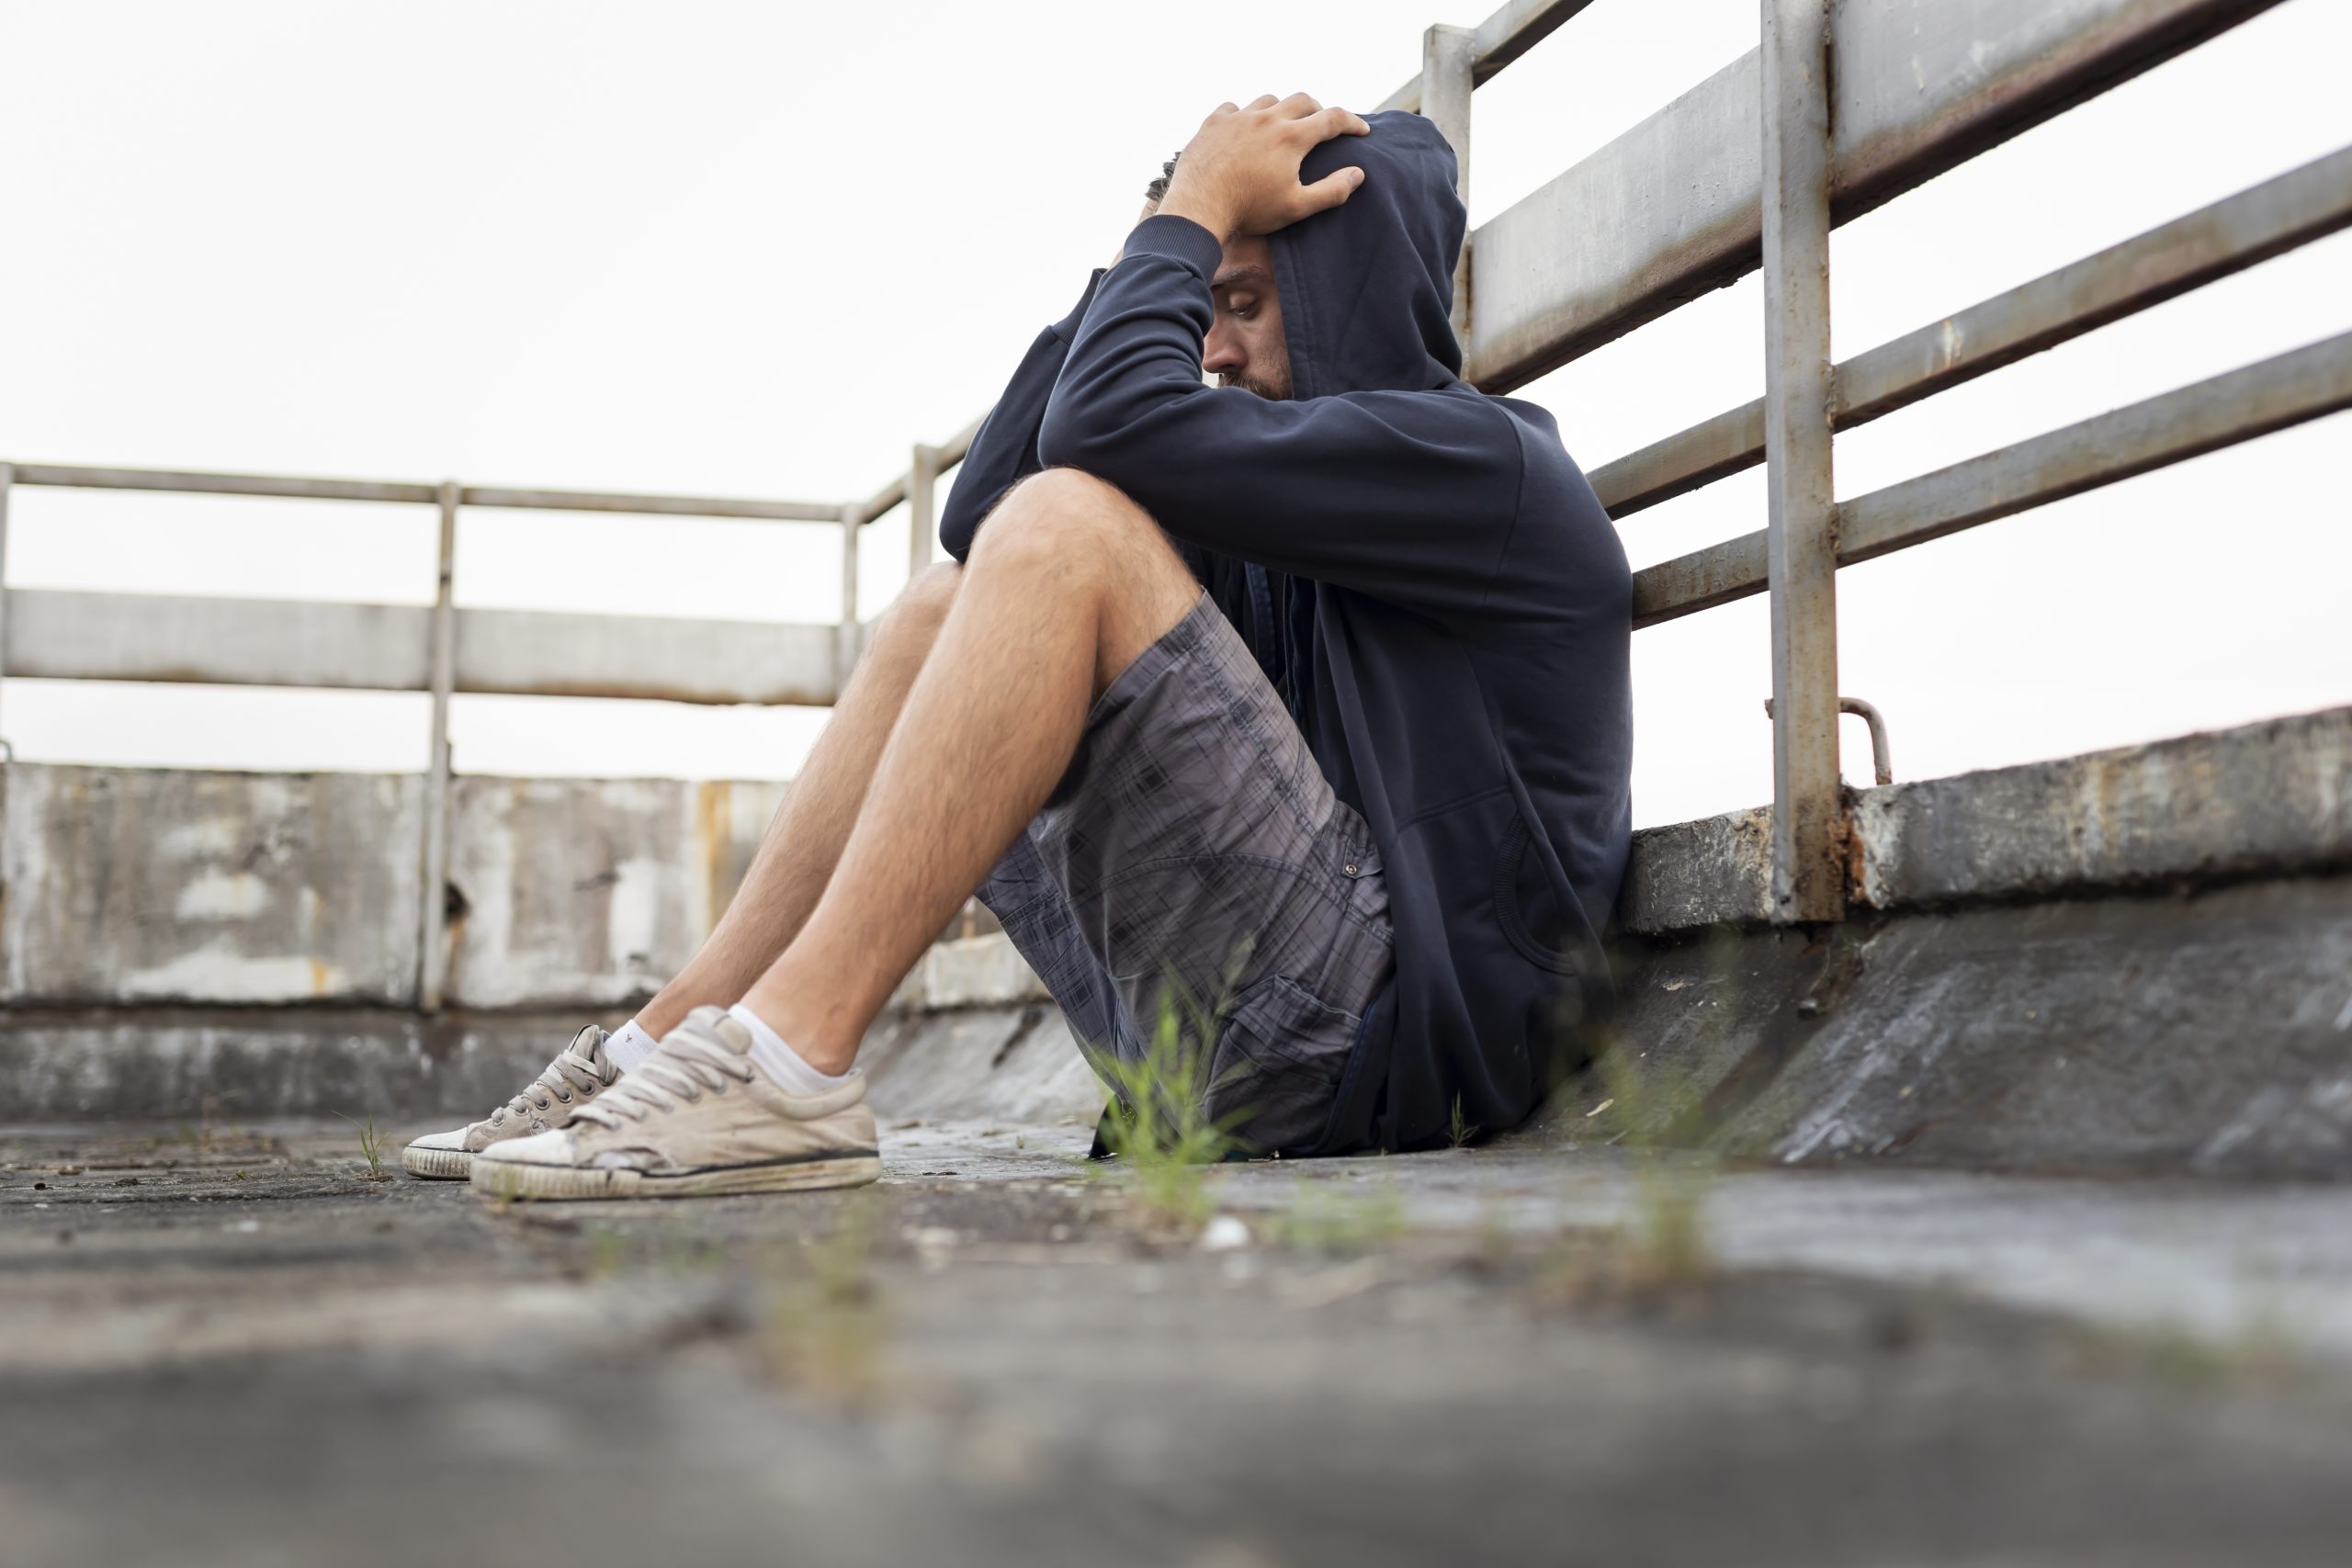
[1206,975,1360,1156]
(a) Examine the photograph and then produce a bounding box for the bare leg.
[741,468,1204,1072]
[635,561,962,1038]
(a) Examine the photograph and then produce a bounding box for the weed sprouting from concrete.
[1085,980,1253,1236]
[1625,1164,1711,1289]
[763,1196,888,1405]
[1448,1094,1481,1150]
[1532,1034,1720,1304]
[1590,1044,1715,1288]
[336,1112,391,1181]
[156,1093,279,1160]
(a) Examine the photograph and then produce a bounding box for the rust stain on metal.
[1843,798,1871,906]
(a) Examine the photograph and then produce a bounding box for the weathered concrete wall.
[0,765,787,1011]
[8,705,2352,1180]
[17,705,2340,1010]
[0,766,424,1006]
[1525,872,2352,1179]
[1618,705,2352,932]
[445,775,787,1010]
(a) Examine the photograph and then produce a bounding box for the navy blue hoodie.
[941,111,1632,1151]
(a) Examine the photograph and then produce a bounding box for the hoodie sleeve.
[938,269,1108,562]
[1035,215,1526,621]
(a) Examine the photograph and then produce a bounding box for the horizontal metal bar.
[11,464,441,505]
[7,463,845,522]
[459,604,839,705]
[1631,330,2352,626]
[1468,0,1600,82]
[9,589,432,689]
[1837,329,2352,563]
[851,410,993,525]
[6,590,842,705]
[459,485,842,522]
[1591,401,1770,521]
[934,411,986,469]
[1378,0,1599,113]
[1631,534,1769,629]
[1592,141,2352,517]
[855,473,910,527]
[1465,0,2283,392]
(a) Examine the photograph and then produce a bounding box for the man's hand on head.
[1156,94,1369,244]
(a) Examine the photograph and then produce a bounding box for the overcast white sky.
[2,0,2346,829]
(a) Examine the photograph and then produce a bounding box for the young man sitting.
[403,94,1632,1198]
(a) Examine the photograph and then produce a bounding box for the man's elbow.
[1033,404,1086,473]
[1035,400,1130,479]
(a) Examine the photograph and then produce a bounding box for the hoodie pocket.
[1493,810,1585,977]
[1205,975,1361,1156]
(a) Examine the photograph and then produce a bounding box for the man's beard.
[1218,370,1292,401]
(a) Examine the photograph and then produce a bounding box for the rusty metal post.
[836,500,862,688]
[417,480,459,1011]
[908,444,937,581]
[1759,0,1845,922]
[1420,23,1476,343]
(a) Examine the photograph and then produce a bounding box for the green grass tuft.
[1447,1093,1481,1149]
[1085,976,1255,1235]
[336,1111,391,1181]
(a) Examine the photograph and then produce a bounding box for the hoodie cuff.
[1047,267,1110,343]
[1118,214,1226,282]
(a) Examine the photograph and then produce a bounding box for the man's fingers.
[1272,92,1323,118]
[1245,93,1280,110]
[1293,165,1365,218]
[1301,106,1371,141]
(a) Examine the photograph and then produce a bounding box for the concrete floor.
[6,1118,2352,1567]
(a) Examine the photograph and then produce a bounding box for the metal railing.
[4,0,2346,1004]
[0,456,984,1010]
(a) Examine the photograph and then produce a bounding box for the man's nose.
[1203,322,1244,377]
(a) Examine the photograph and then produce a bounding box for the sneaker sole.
[401,1145,473,1180]
[469,1152,882,1201]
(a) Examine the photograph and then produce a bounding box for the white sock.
[728,1003,852,1096]
[606,1019,661,1073]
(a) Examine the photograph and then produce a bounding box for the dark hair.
[1144,152,1182,206]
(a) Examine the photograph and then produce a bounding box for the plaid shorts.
[975,590,1395,1156]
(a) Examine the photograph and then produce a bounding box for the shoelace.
[571,1024,753,1129]
[491,1037,612,1123]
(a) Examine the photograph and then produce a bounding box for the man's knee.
[967,468,1159,581]
[868,559,963,658]
[897,559,963,624]
[884,557,955,629]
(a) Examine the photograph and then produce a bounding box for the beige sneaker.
[401,1024,623,1179]
[468,1005,881,1201]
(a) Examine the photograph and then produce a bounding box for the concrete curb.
[1620,705,2352,933]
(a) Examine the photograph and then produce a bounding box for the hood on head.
[1268,109,1465,401]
